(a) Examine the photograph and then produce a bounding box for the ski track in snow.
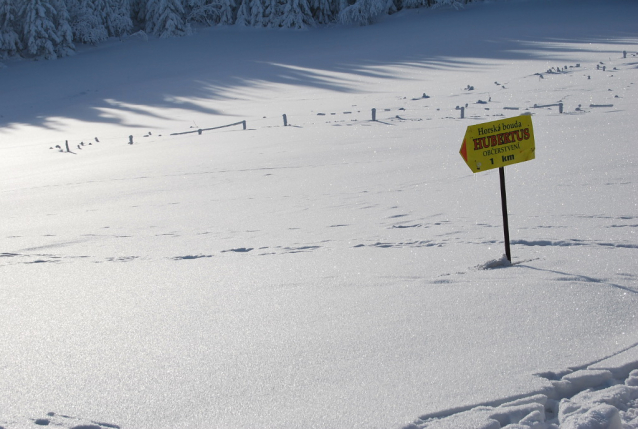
[409,365,638,428]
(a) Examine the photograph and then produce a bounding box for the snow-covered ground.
[1,0,637,428]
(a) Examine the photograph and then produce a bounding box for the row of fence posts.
[374,103,563,121]
[57,51,631,151]
[454,103,563,119]
[61,99,578,151]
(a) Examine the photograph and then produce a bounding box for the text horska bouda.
[472,120,531,155]
[459,114,535,174]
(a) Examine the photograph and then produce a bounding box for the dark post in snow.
[198,129,202,135]
[623,51,627,58]
[499,167,512,262]
[559,102,563,114]
[242,120,246,130]
[372,108,376,121]
[65,140,70,152]
[283,114,287,127]
[460,106,465,119]
[129,135,133,145]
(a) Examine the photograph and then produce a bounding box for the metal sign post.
[499,167,511,262]
[459,115,535,262]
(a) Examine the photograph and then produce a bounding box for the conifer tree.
[280,0,314,28]
[19,0,60,59]
[311,0,336,25]
[402,0,426,8]
[130,0,148,25]
[51,0,75,55]
[249,0,265,27]
[338,0,388,25]
[235,0,249,25]
[186,0,221,25]
[106,0,133,37]
[263,0,281,27]
[0,0,22,59]
[146,0,190,37]
[217,0,236,25]
[432,0,463,9]
[68,0,108,45]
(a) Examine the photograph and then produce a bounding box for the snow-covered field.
[1,0,637,428]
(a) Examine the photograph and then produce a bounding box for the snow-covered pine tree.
[68,0,107,45]
[385,0,397,15]
[432,0,463,10]
[50,0,75,55]
[338,0,388,25]
[103,0,133,37]
[311,0,336,25]
[279,0,314,28]
[19,0,61,59]
[249,0,265,27]
[146,0,190,37]
[337,0,350,18]
[0,0,22,59]
[401,0,427,9]
[130,0,147,25]
[186,0,221,26]
[235,0,249,25]
[216,0,236,25]
[263,0,281,27]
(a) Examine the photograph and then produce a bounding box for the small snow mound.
[560,403,622,429]
[552,370,615,398]
[477,255,511,270]
[123,31,148,42]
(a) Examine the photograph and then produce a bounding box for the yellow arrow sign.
[460,115,535,173]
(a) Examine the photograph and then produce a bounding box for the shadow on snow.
[0,0,635,132]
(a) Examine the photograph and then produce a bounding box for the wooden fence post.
[65,140,70,152]
[129,135,133,145]
[283,114,287,127]
[372,108,376,121]
[460,106,465,119]
[242,121,246,130]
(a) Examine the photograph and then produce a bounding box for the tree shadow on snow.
[0,0,636,132]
